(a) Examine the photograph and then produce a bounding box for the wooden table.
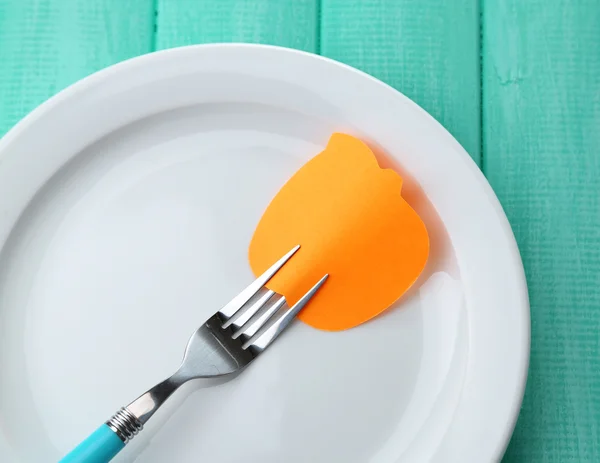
[1,1,598,461]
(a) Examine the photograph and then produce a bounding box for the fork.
[60,245,327,463]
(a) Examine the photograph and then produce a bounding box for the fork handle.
[59,375,184,463]
[58,424,125,463]
[59,408,142,463]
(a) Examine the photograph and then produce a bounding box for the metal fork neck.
[125,370,188,425]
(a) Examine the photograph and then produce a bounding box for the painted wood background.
[0,0,598,461]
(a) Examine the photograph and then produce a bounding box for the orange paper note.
[248,133,429,331]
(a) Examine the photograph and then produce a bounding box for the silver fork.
[59,245,327,463]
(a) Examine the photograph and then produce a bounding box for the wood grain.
[0,0,154,137]
[155,0,318,52]
[320,0,481,164]
[483,1,600,461]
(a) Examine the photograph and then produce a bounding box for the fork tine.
[235,294,287,339]
[225,289,276,330]
[218,245,300,321]
[243,274,329,351]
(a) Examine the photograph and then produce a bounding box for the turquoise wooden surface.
[321,0,480,165]
[0,0,598,461]
[0,0,154,137]
[483,1,600,461]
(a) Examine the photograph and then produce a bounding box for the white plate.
[0,44,529,463]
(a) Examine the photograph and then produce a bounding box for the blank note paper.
[249,133,429,331]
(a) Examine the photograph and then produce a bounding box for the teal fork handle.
[59,424,124,463]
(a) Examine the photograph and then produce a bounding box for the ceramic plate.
[0,44,529,462]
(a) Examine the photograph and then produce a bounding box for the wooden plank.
[483,1,600,461]
[0,0,154,137]
[320,0,481,164]
[155,0,318,52]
